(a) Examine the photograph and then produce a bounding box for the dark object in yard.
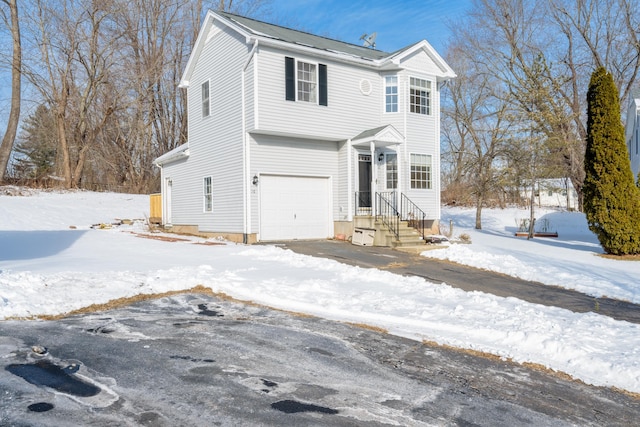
[515,231,559,238]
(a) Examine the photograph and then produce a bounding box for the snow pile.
[1,189,639,394]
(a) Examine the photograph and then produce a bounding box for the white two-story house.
[154,10,456,244]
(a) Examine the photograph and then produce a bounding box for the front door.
[358,154,372,208]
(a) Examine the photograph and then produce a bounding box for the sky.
[1,188,639,395]
[267,0,472,53]
[0,1,471,131]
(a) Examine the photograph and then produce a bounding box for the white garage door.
[260,175,332,241]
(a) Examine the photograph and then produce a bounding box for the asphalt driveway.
[277,240,640,324]
[1,293,638,426]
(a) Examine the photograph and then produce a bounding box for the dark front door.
[358,154,372,208]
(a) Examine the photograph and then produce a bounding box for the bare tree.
[446,0,640,212]
[0,0,20,182]
[443,43,515,229]
[15,0,272,192]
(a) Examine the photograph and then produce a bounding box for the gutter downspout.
[242,40,259,244]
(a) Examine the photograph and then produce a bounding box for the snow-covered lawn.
[1,188,639,394]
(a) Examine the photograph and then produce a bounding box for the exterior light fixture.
[252,175,259,185]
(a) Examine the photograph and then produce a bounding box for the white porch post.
[395,143,402,213]
[370,140,376,215]
[347,139,353,221]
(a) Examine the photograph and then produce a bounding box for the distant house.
[625,97,640,181]
[154,10,455,244]
[523,178,578,210]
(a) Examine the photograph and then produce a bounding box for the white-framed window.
[386,153,397,189]
[203,176,212,212]
[410,154,432,189]
[285,57,328,106]
[297,60,317,103]
[409,77,431,115]
[384,75,398,113]
[202,80,210,118]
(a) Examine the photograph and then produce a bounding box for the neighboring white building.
[625,97,640,181]
[526,178,578,210]
[154,10,455,244]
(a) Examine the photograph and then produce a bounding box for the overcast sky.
[268,0,471,53]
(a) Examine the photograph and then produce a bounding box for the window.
[409,77,431,115]
[202,81,210,118]
[285,57,328,106]
[386,153,397,189]
[410,154,432,189]
[203,176,212,212]
[297,61,317,103]
[385,75,398,113]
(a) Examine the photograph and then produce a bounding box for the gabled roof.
[181,10,455,87]
[352,124,404,148]
[218,11,390,61]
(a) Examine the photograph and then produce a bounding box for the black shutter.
[285,57,295,101]
[319,64,328,106]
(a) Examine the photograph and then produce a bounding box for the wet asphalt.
[276,240,640,325]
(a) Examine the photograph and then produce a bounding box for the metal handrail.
[376,192,400,240]
[354,191,372,216]
[354,191,427,243]
[400,193,427,240]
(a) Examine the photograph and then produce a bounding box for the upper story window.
[203,176,212,212]
[285,57,328,106]
[410,153,432,189]
[202,81,210,118]
[384,75,398,113]
[409,77,431,115]
[297,61,317,103]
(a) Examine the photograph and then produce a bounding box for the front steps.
[353,216,426,248]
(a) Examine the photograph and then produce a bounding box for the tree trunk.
[55,107,72,188]
[475,195,483,230]
[0,0,21,182]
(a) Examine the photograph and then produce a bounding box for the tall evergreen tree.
[583,67,640,255]
[13,105,57,181]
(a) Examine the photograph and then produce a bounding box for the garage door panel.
[260,175,331,241]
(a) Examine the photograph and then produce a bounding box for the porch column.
[395,144,402,208]
[347,139,353,221]
[370,140,376,215]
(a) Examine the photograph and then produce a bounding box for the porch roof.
[351,124,404,148]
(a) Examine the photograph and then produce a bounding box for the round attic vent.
[359,79,372,95]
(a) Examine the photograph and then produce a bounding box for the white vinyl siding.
[172,23,246,232]
[258,48,381,140]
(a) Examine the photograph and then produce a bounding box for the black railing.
[354,191,428,243]
[400,193,427,240]
[376,192,400,240]
[355,191,372,216]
